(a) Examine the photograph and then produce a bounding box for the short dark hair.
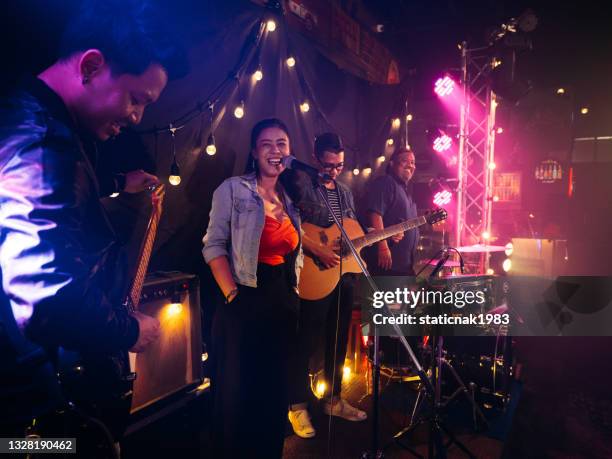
[59,0,188,80]
[245,118,291,174]
[386,146,414,173]
[314,132,343,159]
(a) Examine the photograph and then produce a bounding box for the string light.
[353,167,360,176]
[253,67,263,81]
[391,118,401,129]
[377,155,386,163]
[386,138,394,146]
[556,88,565,94]
[363,163,372,176]
[206,134,216,155]
[110,192,119,198]
[234,101,245,119]
[169,125,181,186]
[286,56,296,67]
[169,160,181,186]
[406,113,413,122]
[266,19,276,32]
[299,101,310,113]
[202,102,216,155]
[580,107,589,115]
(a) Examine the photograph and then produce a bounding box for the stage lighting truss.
[456,43,498,272]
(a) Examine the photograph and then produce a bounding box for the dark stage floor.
[123,351,512,458]
[122,337,612,458]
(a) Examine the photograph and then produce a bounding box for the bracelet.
[225,288,239,304]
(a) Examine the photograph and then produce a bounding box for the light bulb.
[286,56,296,67]
[234,102,244,119]
[266,19,276,32]
[300,101,310,113]
[169,160,181,186]
[205,133,216,156]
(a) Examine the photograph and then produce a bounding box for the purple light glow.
[433,134,453,152]
[435,76,455,97]
[433,190,452,207]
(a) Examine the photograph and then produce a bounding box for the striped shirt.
[326,187,342,224]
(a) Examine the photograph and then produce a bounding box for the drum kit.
[374,242,513,455]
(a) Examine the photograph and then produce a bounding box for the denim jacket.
[202,172,303,288]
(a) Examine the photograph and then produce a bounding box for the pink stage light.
[433,134,453,152]
[433,190,452,207]
[434,76,455,97]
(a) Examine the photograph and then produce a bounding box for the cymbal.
[456,244,505,253]
[426,259,461,267]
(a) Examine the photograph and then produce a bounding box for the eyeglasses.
[319,161,344,171]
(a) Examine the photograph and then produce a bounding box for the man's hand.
[315,244,341,269]
[124,169,160,193]
[130,311,161,352]
[377,243,392,270]
[390,232,404,243]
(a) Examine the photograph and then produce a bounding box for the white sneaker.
[288,408,316,438]
[323,399,367,421]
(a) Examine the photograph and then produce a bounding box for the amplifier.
[130,272,203,413]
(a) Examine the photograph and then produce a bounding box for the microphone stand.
[311,177,435,459]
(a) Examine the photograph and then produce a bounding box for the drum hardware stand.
[311,178,434,459]
[384,260,487,459]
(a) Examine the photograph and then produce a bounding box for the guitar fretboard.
[126,186,165,311]
[353,216,427,250]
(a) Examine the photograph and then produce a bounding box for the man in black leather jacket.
[0,0,187,439]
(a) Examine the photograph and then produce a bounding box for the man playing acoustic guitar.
[288,133,369,438]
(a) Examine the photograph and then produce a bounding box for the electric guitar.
[298,209,447,300]
[56,184,165,442]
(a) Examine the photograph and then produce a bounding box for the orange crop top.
[258,215,299,265]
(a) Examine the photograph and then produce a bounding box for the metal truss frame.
[456,43,497,269]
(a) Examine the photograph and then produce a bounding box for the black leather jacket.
[0,77,138,421]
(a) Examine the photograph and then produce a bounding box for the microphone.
[281,155,331,181]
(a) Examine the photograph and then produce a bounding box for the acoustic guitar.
[298,209,447,300]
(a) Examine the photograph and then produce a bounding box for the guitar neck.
[354,216,426,249]
[127,188,164,310]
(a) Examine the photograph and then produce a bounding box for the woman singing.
[202,118,302,458]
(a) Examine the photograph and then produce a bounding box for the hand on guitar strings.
[314,242,341,269]
[129,311,161,352]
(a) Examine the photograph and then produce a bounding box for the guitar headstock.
[150,183,165,212]
[426,208,448,225]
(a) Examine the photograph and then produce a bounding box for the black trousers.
[210,263,298,459]
[289,274,354,405]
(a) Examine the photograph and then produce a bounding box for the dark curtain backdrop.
[98,1,406,279]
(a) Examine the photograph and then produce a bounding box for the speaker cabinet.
[130,272,202,413]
